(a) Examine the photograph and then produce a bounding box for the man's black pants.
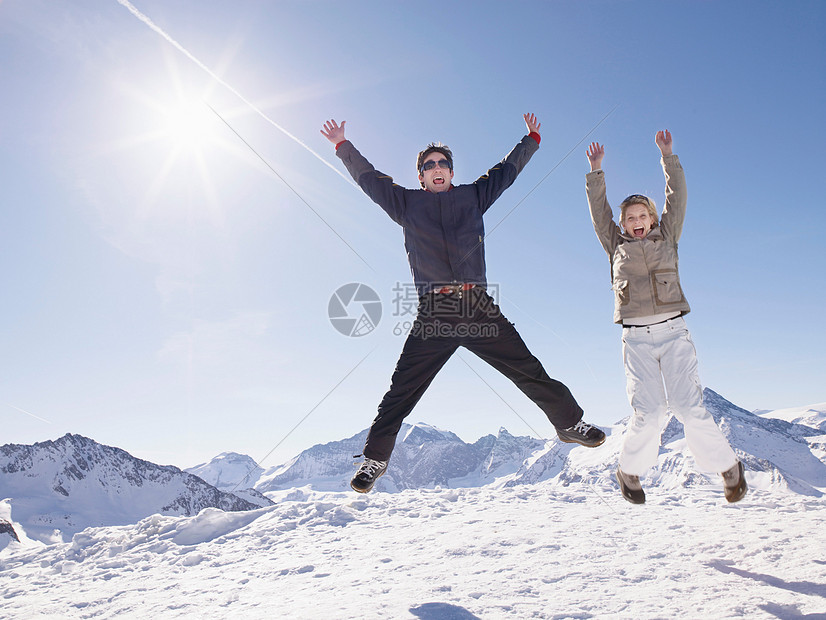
[363,288,583,461]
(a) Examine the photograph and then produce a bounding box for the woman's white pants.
[619,317,737,476]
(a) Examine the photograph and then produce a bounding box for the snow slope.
[0,485,823,618]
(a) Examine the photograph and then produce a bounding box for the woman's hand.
[587,142,605,172]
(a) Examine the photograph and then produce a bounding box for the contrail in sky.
[115,0,354,186]
[4,402,51,424]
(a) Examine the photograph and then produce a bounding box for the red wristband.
[529,132,541,145]
[335,140,347,150]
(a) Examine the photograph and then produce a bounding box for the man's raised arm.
[321,118,407,224]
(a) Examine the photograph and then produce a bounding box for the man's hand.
[524,113,541,136]
[321,119,346,145]
[655,130,673,156]
[587,142,604,172]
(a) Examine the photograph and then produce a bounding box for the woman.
[585,130,746,504]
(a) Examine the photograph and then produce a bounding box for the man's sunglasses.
[420,159,452,173]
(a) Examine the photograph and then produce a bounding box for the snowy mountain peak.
[703,388,822,440]
[0,434,269,544]
[187,452,264,491]
[754,402,826,432]
[3,390,823,552]
[206,452,255,464]
[245,389,825,497]
[648,388,826,496]
[401,423,462,445]
[247,422,550,494]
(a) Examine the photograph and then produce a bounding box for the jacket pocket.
[652,270,684,305]
[613,279,630,306]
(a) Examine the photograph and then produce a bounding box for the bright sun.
[142,92,225,217]
[111,76,235,224]
[160,97,217,156]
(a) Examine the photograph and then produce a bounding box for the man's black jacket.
[336,134,540,297]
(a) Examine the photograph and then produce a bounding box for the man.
[322,114,605,493]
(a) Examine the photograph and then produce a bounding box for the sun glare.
[161,97,216,155]
[111,79,232,224]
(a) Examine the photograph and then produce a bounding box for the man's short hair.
[416,143,453,188]
[619,194,659,230]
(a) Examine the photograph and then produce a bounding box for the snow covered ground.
[1,483,824,619]
[2,392,824,618]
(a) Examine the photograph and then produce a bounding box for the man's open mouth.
[634,227,645,236]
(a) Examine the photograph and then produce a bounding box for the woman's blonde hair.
[619,194,659,231]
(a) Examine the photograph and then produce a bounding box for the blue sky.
[1,0,824,468]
